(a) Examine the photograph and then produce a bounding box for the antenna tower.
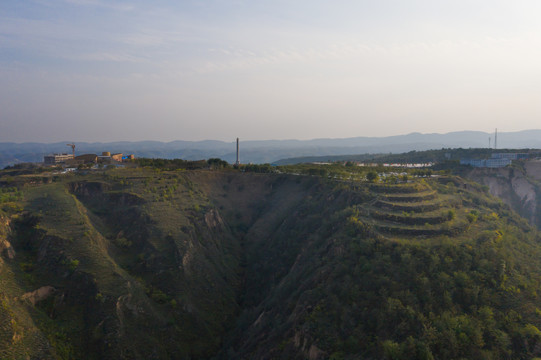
[235,138,240,166]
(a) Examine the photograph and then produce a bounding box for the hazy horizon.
[2,1,541,142]
[1,128,541,146]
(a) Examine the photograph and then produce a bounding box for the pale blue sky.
[2,1,541,142]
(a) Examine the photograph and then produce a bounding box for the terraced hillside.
[1,167,541,359]
[363,180,466,237]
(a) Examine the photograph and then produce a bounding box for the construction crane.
[66,143,75,157]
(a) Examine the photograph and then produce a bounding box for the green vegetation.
[366,170,378,182]
[136,157,227,170]
[276,147,541,166]
[0,187,22,203]
[1,163,541,359]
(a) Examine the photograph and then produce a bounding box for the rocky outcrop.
[0,239,15,260]
[467,166,539,227]
[511,176,537,224]
[69,181,145,206]
[204,208,225,229]
[525,160,541,181]
[68,181,111,197]
[20,286,56,306]
[108,192,145,206]
[0,216,15,260]
[293,331,327,360]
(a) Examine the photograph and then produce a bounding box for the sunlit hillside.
[1,164,541,359]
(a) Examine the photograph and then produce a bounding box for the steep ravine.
[2,170,541,359]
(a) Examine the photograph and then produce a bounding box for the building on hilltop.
[44,151,134,167]
[460,152,529,168]
[491,153,529,160]
[75,154,99,164]
[97,152,135,164]
[460,158,512,168]
[44,153,74,165]
[111,153,123,162]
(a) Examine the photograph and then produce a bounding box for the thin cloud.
[63,0,134,12]
[188,34,541,83]
[67,52,146,63]
[117,30,203,47]
[194,42,378,74]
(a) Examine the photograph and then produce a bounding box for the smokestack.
[494,128,497,149]
[235,138,240,166]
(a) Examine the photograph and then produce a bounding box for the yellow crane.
[66,143,75,157]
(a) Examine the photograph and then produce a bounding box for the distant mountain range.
[2,130,541,168]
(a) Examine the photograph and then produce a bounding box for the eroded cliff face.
[0,215,14,260]
[0,171,333,359]
[0,213,60,360]
[0,174,244,359]
[466,163,541,228]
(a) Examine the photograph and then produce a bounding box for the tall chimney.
[494,128,497,149]
[236,138,240,166]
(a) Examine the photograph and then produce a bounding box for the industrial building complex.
[460,153,529,168]
[43,144,134,167]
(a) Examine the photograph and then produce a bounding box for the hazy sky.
[2,1,541,142]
